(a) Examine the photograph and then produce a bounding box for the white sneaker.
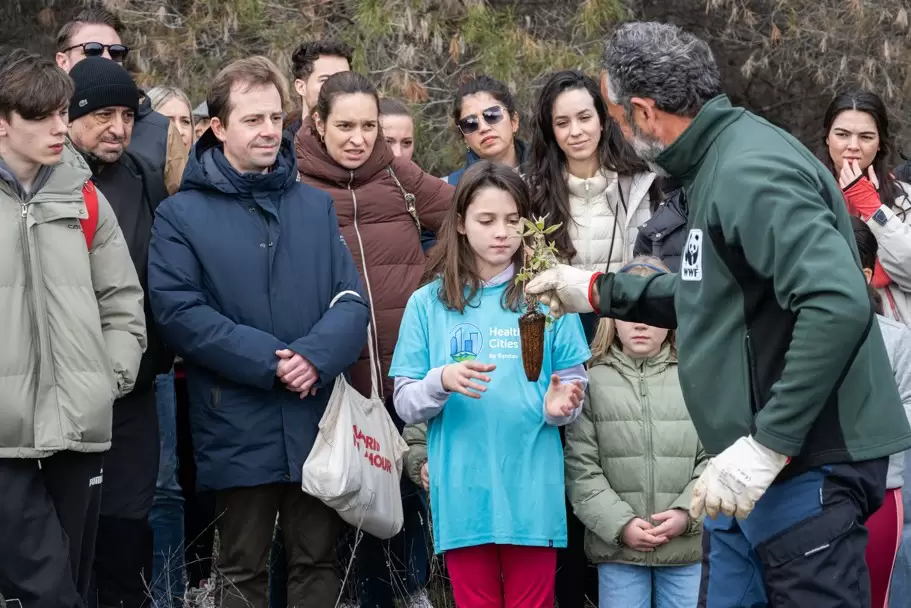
[406,590,435,608]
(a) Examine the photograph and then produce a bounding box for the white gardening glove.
[690,436,789,520]
[524,265,600,319]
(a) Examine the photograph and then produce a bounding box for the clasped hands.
[275,349,318,399]
[622,510,690,552]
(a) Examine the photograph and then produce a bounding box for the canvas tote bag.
[301,315,408,539]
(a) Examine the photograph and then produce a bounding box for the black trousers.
[214,483,343,608]
[91,387,160,608]
[0,450,104,608]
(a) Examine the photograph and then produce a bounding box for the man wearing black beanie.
[69,56,173,608]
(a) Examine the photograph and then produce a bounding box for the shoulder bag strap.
[386,165,421,233]
[329,292,382,401]
[603,175,628,273]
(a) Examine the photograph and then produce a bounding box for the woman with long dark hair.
[527,71,660,332]
[527,71,660,274]
[821,89,911,326]
[524,69,660,608]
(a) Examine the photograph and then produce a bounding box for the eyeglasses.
[457,105,507,135]
[62,42,130,63]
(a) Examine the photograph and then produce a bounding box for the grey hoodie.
[879,314,911,488]
[0,159,53,202]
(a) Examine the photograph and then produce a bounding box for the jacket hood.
[0,159,53,202]
[136,89,154,121]
[295,117,395,188]
[656,95,744,183]
[592,341,675,373]
[181,128,298,196]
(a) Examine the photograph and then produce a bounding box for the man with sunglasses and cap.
[56,6,188,195]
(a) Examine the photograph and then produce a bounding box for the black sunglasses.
[458,105,507,135]
[63,42,130,63]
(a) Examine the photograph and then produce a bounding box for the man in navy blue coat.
[147,56,368,608]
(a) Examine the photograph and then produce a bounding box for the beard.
[91,138,126,164]
[623,108,670,177]
[629,125,670,177]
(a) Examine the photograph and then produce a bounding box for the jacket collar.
[565,169,611,200]
[464,138,528,171]
[593,341,675,374]
[656,95,744,184]
[295,117,394,188]
[181,128,297,197]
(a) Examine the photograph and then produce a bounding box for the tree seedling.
[514,215,561,382]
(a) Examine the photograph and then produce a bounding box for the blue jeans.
[598,563,700,608]
[149,371,186,606]
[890,451,911,604]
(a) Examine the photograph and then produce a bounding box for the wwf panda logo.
[681,229,703,281]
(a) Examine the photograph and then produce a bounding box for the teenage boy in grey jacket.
[0,49,145,608]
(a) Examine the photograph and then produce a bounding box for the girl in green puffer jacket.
[564,257,706,608]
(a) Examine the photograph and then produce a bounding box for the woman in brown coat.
[296,71,453,404]
[295,70,452,608]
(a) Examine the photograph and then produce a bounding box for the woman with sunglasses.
[296,71,452,608]
[444,75,528,185]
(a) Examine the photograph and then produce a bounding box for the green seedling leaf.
[542,223,562,235]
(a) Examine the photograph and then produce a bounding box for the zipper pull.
[639,370,647,396]
[21,202,27,218]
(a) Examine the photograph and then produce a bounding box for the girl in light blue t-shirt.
[389,161,591,607]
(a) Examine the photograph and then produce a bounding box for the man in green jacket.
[527,21,911,607]
[0,50,145,607]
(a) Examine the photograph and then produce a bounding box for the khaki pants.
[214,483,342,608]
